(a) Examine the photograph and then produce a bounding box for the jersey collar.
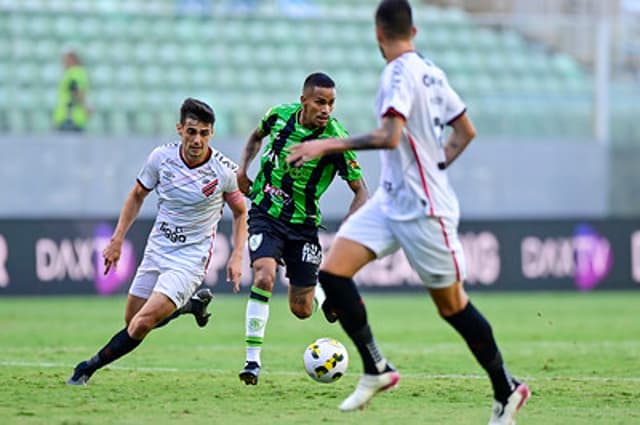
[180,146,212,169]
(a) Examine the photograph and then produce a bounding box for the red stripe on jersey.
[382,107,407,122]
[203,228,216,274]
[406,133,435,216]
[438,217,461,282]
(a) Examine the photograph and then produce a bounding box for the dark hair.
[375,0,413,40]
[302,72,335,92]
[180,97,215,125]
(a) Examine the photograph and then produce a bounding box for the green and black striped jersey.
[249,103,363,227]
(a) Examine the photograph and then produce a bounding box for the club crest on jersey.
[249,234,263,252]
[347,159,360,170]
[201,178,219,197]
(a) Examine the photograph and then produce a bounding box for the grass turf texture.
[0,292,638,424]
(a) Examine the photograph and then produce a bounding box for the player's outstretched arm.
[224,190,248,293]
[103,182,150,274]
[286,115,405,167]
[237,127,266,195]
[441,112,476,169]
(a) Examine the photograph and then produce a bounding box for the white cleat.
[339,369,400,412]
[488,382,531,425]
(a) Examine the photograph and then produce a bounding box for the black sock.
[86,328,142,371]
[443,302,514,403]
[319,271,384,374]
[155,310,181,329]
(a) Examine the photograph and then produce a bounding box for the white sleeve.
[224,168,240,193]
[136,148,161,190]
[378,61,414,120]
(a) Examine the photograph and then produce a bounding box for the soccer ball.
[303,337,349,383]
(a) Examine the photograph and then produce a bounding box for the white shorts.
[337,196,467,289]
[128,256,205,308]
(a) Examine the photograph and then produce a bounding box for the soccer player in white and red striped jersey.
[67,98,248,386]
[287,1,529,423]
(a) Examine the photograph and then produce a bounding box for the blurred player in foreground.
[67,98,247,385]
[237,72,369,385]
[286,1,530,423]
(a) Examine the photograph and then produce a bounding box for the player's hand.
[237,171,253,195]
[102,238,123,275]
[226,256,242,293]
[286,140,326,167]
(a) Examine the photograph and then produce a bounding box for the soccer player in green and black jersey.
[237,73,369,385]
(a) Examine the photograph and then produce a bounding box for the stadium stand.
[1,0,638,143]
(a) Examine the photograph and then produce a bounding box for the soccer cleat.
[66,360,95,386]
[239,361,261,385]
[488,382,531,425]
[189,288,214,328]
[339,366,400,411]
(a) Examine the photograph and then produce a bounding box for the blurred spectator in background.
[53,49,90,132]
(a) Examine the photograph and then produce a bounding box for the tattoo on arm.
[344,129,389,150]
[341,116,402,151]
[240,130,263,169]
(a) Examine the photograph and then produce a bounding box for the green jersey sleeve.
[337,150,363,181]
[259,107,279,134]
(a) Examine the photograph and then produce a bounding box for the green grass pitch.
[1,292,638,424]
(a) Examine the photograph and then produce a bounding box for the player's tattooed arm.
[286,116,405,167]
[442,112,476,169]
[340,115,404,151]
[237,127,266,194]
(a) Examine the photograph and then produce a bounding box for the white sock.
[245,287,271,366]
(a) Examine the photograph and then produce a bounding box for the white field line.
[3,340,639,354]
[1,360,640,383]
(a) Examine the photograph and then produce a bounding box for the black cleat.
[188,288,214,328]
[66,360,95,386]
[321,300,338,324]
[239,361,260,385]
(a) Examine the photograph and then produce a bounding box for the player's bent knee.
[253,274,276,291]
[291,304,313,319]
[128,316,156,339]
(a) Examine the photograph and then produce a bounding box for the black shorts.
[248,207,322,287]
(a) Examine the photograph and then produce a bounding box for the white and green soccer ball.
[303,337,349,383]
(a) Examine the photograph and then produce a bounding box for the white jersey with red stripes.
[375,51,466,220]
[136,143,240,270]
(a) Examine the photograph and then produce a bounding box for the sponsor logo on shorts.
[249,234,263,252]
[301,242,322,265]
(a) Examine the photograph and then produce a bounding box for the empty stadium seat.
[0,2,630,141]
